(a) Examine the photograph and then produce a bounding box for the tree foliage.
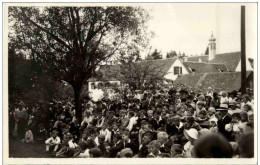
[166,50,177,58]
[146,49,162,60]
[9,6,151,121]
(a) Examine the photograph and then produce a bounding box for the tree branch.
[21,8,73,52]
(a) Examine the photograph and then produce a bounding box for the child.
[207,107,216,119]
[99,122,111,143]
[22,127,34,143]
[45,130,61,152]
[209,118,218,133]
[37,123,48,141]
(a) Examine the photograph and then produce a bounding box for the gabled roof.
[209,52,241,71]
[88,58,178,82]
[173,71,253,93]
[140,58,178,76]
[183,62,228,73]
[186,52,241,71]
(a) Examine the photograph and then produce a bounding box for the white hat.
[185,128,199,140]
[219,104,228,109]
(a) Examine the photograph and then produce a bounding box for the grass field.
[9,137,52,158]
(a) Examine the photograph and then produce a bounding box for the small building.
[87,58,190,92]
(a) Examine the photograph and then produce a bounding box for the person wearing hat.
[209,117,218,133]
[183,128,198,158]
[216,105,232,140]
[228,100,241,115]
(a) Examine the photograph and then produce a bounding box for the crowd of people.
[9,86,254,158]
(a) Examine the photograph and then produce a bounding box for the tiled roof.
[186,52,241,71]
[183,62,228,73]
[209,52,241,71]
[88,58,178,82]
[186,55,209,62]
[173,71,253,93]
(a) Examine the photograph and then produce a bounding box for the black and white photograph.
[3,2,257,164]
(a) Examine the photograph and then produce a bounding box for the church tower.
[208,32,216,61]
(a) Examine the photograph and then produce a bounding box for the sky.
[140,3,257,59]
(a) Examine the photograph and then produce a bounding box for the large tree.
[9,6,151,121]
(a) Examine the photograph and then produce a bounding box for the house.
[185,33,253,72]
[173,33,254,93]
[173,71,253,93]
[87,58,189,92]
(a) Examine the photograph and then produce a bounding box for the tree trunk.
[73,85,82,123]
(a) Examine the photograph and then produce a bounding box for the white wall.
[88,80,121,92]
[235,59,253,71]
[164,58,189,81]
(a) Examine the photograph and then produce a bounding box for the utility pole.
[241,6,247,94]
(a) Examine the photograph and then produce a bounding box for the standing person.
[216,106,232,140]
[14,102,28,139]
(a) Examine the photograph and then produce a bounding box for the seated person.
[45,130,61,152]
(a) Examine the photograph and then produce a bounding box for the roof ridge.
[216,51,241,56]
[184,61,226,65]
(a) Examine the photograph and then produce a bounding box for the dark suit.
[109,139,139,157]
[217,115,232,140]
[138,143,149,158]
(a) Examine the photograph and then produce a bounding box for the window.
[174,66,182,75]
[90,83,95,89]
[98,83,103,89]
